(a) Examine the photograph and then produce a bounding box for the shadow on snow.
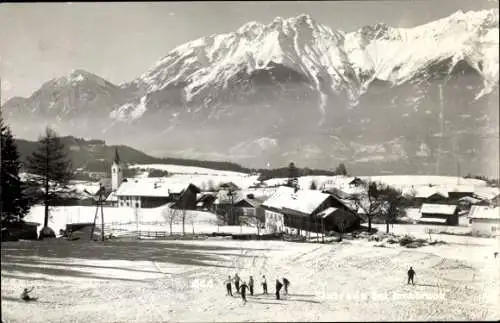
[1,240,274,282]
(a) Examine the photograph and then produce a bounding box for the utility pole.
[100,189,105,241]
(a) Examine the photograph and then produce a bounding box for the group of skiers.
[18,267,418,304]
[225,274,290,303]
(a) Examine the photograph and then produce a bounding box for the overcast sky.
[0,0,497,102]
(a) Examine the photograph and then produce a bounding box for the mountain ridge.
[2,8,499,177]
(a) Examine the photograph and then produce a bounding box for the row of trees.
[1,112,73,239]
[346,181,407,233]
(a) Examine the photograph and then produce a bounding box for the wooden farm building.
[413,187,450,206]
[419,203,459,226]
[261,186,361,235]
[233,197,265,226]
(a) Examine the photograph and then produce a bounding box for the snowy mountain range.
[3,9,499,177]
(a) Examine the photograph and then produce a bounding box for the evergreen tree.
[286,162,299,188]
[335,163,348,176]
[309,180,318,190]
[25,127,73,238]
[1,115,31,225]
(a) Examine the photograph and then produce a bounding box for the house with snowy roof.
[468,205,500,236]
[113,177,200,209]
[261,186,361,235]
[413,187,450,206]
[418,203,459,226]
[472,187,500,206]
[447,186,475,200]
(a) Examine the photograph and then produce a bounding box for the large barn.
[261,186,360,235]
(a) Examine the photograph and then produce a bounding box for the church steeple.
[113,148,120,164]
[111,148,122,192]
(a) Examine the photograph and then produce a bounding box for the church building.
[105,148,200,209]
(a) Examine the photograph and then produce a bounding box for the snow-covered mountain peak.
[237,21,265,34]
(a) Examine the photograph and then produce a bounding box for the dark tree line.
[257,162,349,182]
[1,114,31,226]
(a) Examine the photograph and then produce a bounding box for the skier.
[494,252,498,259]
[225,275,233,296]
[275,279,283,300]
[407,266,416,285]
[283,277,290,295]
[261,275,268,294]
[234,273,241,293]
[249,276,254,296]
[239,281,250,304]
[21,287,36,302]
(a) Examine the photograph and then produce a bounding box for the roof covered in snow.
[115,178,191,197]
[468,206,500,220]
[261,186,296,211]
[458,196,482,204]
[420,203,457,215]
[261,186,331,215]
[283,190,332,215]
[414,186,449,199]
[473,187,500,201]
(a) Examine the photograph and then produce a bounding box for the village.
[8,148,498,243]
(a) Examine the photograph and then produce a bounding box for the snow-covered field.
[128,164,249,177]
[128,164,260,189]
[263,174,495,197]
[1,233,499,322]
[23,205,257,238]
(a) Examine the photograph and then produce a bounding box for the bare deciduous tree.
[162,206,179,235]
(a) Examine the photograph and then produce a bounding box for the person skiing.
[249,276,254,296]
[407,266,416,285]
[283,277,290,295]
[239,281,249,304]
[275,279,283,300]
[21,287,36,302]
[234,273,241,293]
[225,275,233,296]
[261,275,268,295]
